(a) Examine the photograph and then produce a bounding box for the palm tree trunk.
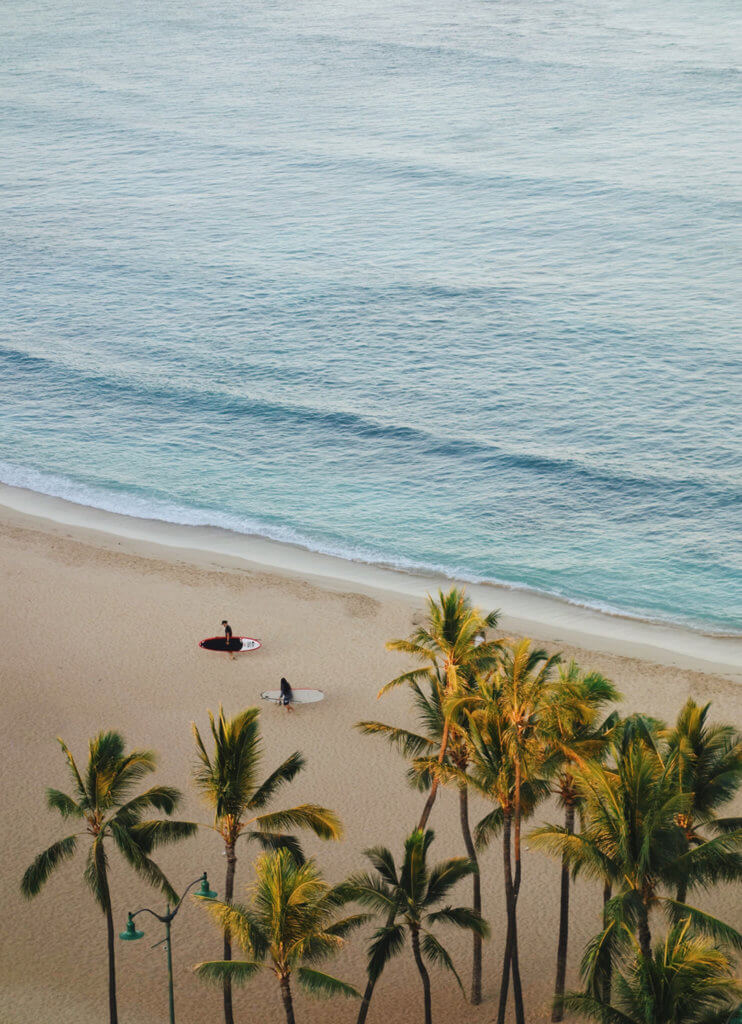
[95,843,118,1024]
[223,840,237,1024]
[279,975,297,1024]
[418,718,452,830]
[637,900,652,963]
[356,978,375,1024]
[411,925,433,1024]
[552,802,575,1022]
[497,812,512,1024]
[510,760,525,1024]
[458,784,482,1005]
[104,894,119,1024]
[602,881,612,1004]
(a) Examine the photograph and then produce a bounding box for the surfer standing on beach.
[222,619,236,660]
[280,677,294,712]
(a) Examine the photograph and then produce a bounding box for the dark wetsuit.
[224,623,238,651]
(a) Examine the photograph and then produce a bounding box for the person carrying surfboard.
[222,619,236,660]
[279,677,294,712]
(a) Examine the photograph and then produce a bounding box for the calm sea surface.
[1,0,741,631]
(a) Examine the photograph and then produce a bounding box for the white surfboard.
[260,688,324,704]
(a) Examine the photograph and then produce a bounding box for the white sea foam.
[1,460,738,638]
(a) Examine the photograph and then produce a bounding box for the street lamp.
[119,872,217,1024]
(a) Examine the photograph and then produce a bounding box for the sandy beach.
[1,484,740,1024]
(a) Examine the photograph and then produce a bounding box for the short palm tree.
[564,919,741,1024]
[530,736,742,1010]
[194,848,365,1024]
[542,662,620,1020]
[357,669,487,1004]
[192,706,343,1024]
[666,699,742,903]
[345,828,489,1024]
[21,731,196,1024]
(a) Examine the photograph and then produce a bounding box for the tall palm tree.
[564,920,741,1024]
[456,698,551,1024]
[542,662,620,1021]
[382,588,500,831]
[21,731,196,1024]
[194,848,365,1024]
[454,638,559,1024]
[192,706,343,1024]
[530,736,742,1012]
[345,829,489,1024]
[665,700,742,903]
[357,669,487,1004]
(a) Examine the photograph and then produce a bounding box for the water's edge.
[2,478,741,682]
[1,458,739,638]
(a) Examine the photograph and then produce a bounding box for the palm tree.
[453,638,559,1024]
[564,919,741,1024]
[353,588,498,1020]
[357,669,487,1003]
[192,706,343,1024]
[457,696,551,1024]
[530,736,742,1012]
[194,848,365,1024]
[542,662,620,1021]
[382,588,500,831]
[345,829,489,1024]
[666,699,742,903]
[21,731,196,1024]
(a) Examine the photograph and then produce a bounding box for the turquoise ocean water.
[1,0,741,632]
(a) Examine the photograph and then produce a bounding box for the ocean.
[1,0,741,633]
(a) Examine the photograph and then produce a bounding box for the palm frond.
[253,804,342,841]
[248,751,305,810]
[338,872,397,914]
[662,900,742,951]
[562,991,636,1024]
[366,923,406,982]
[128,819,198,852]
[296,967,360,999]
[21,835,78,898]
[420,932,465,993]
[363,846,399,887]
[116,786,182,824]
[426,905,489,937]
[355,721,436,759]
[45,789,83,819]
[424,857,476,906]
[247,830,305,864]
[193,959,264,986]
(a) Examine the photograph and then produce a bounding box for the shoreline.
[1,480,740,681]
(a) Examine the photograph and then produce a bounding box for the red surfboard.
[199,636,262,653]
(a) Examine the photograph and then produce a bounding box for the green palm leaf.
[253,804,342,840]
[248,751,305,810]
[193,959,264,986]
[296,968,361,999]
[420,932,465,993]
[20,835,78,897]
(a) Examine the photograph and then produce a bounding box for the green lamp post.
[727,1007,742,1024]
[119,872,217,1024]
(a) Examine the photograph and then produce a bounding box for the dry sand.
[0,485,740,1024]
